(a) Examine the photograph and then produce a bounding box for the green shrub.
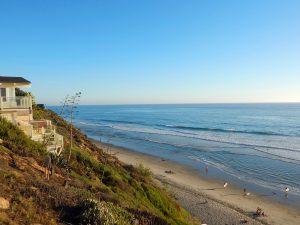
[136,164,152,178]
[74,149,103,174]
[78,199,135,225]
[141,183,186,223]
[0,118,46,158]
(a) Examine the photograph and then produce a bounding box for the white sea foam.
[105,123,300,162]
[77,120,300,162]
[77,119,300,162]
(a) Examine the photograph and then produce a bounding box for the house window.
[0,88,6,101]
[0,88,6,96]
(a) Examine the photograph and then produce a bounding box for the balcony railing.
[0,96,32,110]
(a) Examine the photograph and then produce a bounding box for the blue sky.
[0,0,299,105]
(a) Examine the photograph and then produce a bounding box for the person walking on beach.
[205,165,208,175]
[243,188,250,196]
[223,182,228,188]
[285,187,290,192]
[285,187,290,198]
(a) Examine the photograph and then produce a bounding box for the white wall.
[8,87,16,98]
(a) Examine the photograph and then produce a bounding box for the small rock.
[0,197,9,209]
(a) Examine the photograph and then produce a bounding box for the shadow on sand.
[201,187,223,191]
[195,200,208,205]
[257,192,277,197]
[222,193,242,196]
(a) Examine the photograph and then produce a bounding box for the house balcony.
[0,96,32,110]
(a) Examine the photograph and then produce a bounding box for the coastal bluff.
[0,102,197,225]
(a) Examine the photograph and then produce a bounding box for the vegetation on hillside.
[0,102,198,224]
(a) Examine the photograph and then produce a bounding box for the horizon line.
[46,101,300,107]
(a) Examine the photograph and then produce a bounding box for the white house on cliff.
[0,76,63,155]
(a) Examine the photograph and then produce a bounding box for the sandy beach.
[94,141,300,225]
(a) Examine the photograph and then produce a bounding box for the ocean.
[51,103,300,207]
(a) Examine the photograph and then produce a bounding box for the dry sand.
[95,141,300,225]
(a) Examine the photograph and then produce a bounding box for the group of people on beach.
[203,165,294,220]
[204,165,291,198]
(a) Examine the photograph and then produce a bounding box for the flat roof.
[0,76,31,84]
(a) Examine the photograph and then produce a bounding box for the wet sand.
[94,141,300,225]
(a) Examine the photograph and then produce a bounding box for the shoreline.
[93,140,300,225]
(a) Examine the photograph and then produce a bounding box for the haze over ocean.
[52,103,300,207]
